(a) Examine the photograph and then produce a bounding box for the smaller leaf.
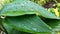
[3,15,52,33]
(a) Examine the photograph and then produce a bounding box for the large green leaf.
[0,0,36,16]
[3,15,52,33]
[0,0,58,19]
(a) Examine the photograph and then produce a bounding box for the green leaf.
[0,0,36,16]
[3,23,31,34]
[0,0,58,19]
[44,19,60,31]
[3,15,52,33]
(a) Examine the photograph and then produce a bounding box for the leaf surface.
[0,0,58,19]
[3,15,52,33]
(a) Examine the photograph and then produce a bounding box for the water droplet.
[21,3,25,6]
[32,28,37,31]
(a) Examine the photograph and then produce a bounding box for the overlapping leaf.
[0,0,58,19]
[3,15,52,33]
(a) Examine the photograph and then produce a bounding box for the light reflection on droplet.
[32,28,37,31]
[21,3,25,6]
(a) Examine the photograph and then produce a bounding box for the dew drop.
[32,28,37,31]
[21,3,25,6]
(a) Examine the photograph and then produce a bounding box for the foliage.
[0,0,60,34]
